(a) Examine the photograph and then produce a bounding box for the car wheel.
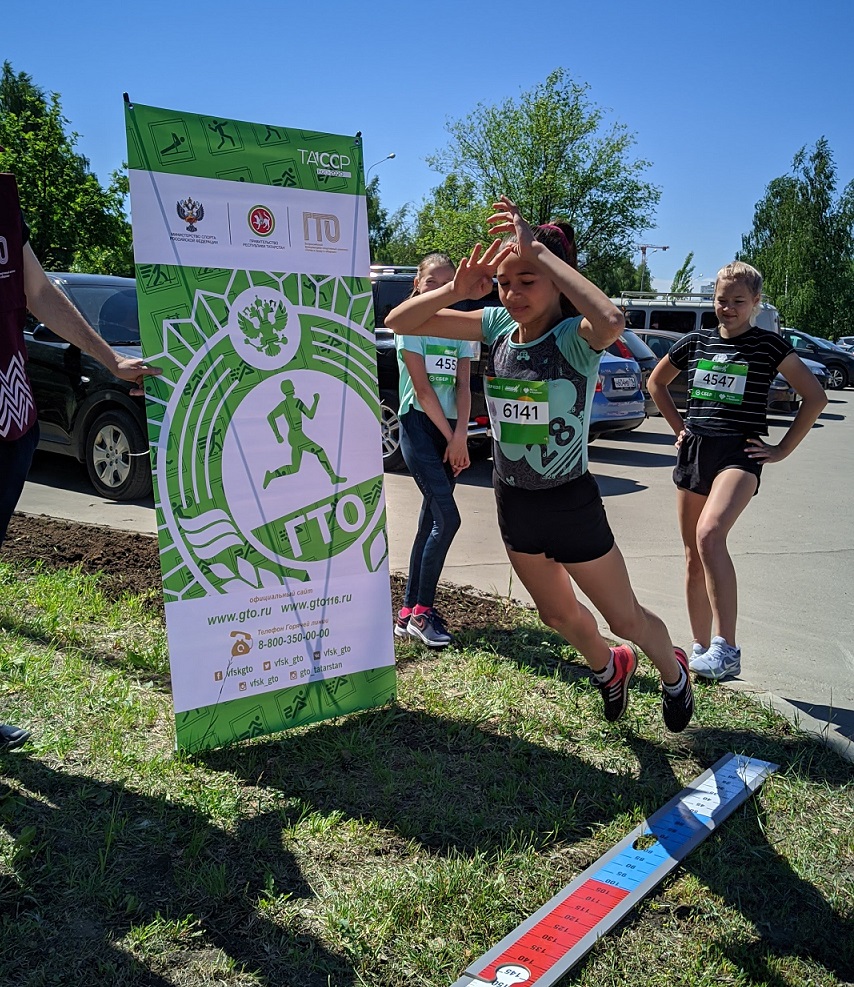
[84,409,152,501]
[380,390,405,471]
[826,364,848,389]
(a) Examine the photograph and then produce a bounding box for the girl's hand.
[487,195,540,262]
[452,240,511,299]
[745,437,785,463]
[675,428,687,450]
[445,433,470,475]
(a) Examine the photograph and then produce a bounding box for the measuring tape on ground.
[451,752,778,987]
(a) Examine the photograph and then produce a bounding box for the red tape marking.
[476,880,630,983]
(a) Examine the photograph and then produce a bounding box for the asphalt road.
[14,392,854,755]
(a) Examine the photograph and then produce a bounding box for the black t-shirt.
[669,326,793,436]
[0,173,37,440]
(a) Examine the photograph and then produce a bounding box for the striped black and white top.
[668,327,793,436]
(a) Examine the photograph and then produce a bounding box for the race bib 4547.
[690,360,748,405]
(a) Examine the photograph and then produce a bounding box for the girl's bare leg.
[567,544,681,683]
[505,549,611,671]
[677,487,713,648]
[695,469,757,645]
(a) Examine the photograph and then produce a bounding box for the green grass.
[1,560,852,987]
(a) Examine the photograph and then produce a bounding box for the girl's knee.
[607,604,649,642]
[538,602,580,633]
[696,521,726,558]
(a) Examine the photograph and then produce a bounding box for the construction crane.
[635,243,669,292]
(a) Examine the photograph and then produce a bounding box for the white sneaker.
[691,642,707,661]
[689,635,741,681]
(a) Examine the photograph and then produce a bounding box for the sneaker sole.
[692,663,741,682]
[393,625,410,639]
[407,626,452,649]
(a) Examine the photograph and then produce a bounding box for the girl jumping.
[394,253,479,648]
[387,198,694,731]
[648,261,827,680]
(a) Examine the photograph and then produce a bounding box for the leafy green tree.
[423,69,660,264]
[740,138,854,337]
[583,252,648,297]
[670,251,696,296]
[413,174,492,263]
[366,175,417,266]
[0,61,133,274]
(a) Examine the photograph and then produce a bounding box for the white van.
[612,291,781,336]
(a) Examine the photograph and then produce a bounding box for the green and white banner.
[125,101,395,752]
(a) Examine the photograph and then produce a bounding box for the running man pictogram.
[263,379,346,489]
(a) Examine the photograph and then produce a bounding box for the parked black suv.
[371,265,499,470]
[24,273,152,501]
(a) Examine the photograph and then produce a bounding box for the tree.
[413,174,492,262]
[366,175,417,266]
[583,252,648,297]
[0,62,133,274]
[670,252,696,296]
[740,138,854,337]
[424,69,660,265]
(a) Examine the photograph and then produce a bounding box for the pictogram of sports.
[142,268,388,603]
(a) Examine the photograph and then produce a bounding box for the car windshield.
[64,283,140,345]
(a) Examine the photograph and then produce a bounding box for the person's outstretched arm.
[23,244,160,395]
[385,242,510,341]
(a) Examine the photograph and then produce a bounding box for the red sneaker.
[596,645,638,722]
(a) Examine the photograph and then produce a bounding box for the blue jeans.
[0,423,39,547]
[399,409,461,610]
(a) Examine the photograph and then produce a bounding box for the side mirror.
[30,323,66,343]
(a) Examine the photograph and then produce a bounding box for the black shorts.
[493,470,615,564]
[673,430,762,497]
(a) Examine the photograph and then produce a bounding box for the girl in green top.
[395,253,479,648]
[387,198,693,732]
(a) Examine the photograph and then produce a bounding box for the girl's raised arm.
[487,196,624,349]
[385,242,510,341]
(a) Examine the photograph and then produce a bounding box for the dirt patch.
[2,512,524,632]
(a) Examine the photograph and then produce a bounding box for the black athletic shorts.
[673,430,762,497]
[493,469,615,564]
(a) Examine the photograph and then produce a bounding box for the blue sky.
[5,0,853,290]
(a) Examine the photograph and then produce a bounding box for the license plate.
[613,376,636,390]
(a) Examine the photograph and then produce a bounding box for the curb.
[723,681,854,764]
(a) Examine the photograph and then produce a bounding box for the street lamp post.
[636,243,669,292]
[366,152,396,183]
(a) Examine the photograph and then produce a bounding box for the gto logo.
[0,235,8,265]
[298,149,351,169]
[303,212,340,245]
[248,205,275,237]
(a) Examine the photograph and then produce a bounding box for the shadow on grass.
[3,704,851,983]
[0,758,355,987]
[196,704,854,980]
[628,732,854,981]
